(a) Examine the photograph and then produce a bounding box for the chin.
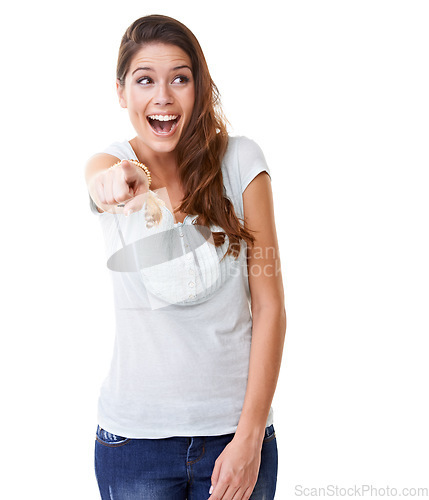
[146,138,180,154]
[138,129,184,154]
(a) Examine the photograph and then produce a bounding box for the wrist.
[110,159,152,187]
[233,423,266,449]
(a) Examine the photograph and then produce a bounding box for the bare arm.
[84,153,121,213]
[234,170,287,445]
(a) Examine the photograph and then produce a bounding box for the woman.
[85,14,286,500]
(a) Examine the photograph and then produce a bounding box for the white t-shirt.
[89,135,274,438]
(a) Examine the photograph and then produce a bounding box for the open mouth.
[147,114,181,135]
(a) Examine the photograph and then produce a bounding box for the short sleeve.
[237,136,271,194]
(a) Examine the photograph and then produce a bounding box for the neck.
[129,137,180,186]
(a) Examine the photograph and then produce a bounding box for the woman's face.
[117,42,195,156]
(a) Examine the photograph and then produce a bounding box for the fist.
[92,160,151,215]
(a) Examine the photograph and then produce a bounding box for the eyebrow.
[131,65,192,76]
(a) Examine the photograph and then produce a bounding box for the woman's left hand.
[208,436,262,500]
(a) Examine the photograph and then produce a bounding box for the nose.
[154,82,173,106]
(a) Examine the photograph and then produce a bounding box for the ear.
[116,80,127,108]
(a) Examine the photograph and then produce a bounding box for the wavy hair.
[116,15,256,258]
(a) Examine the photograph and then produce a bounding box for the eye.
[172,75,190,84]
[137,76,153,85]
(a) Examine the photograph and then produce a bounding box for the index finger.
[120,160,150,187]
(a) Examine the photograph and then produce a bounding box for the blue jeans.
[94,424,278,499]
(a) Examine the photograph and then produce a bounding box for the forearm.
[234,304,287,446]
[85,155,119,213]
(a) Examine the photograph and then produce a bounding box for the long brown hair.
[116,14,256,258]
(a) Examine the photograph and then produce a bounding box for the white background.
[1,0,428,498]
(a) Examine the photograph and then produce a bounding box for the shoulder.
[223,135,271,195]
[101,139,135,160]
[224,135,265,158]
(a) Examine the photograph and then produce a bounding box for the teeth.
[148,114,178,121]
